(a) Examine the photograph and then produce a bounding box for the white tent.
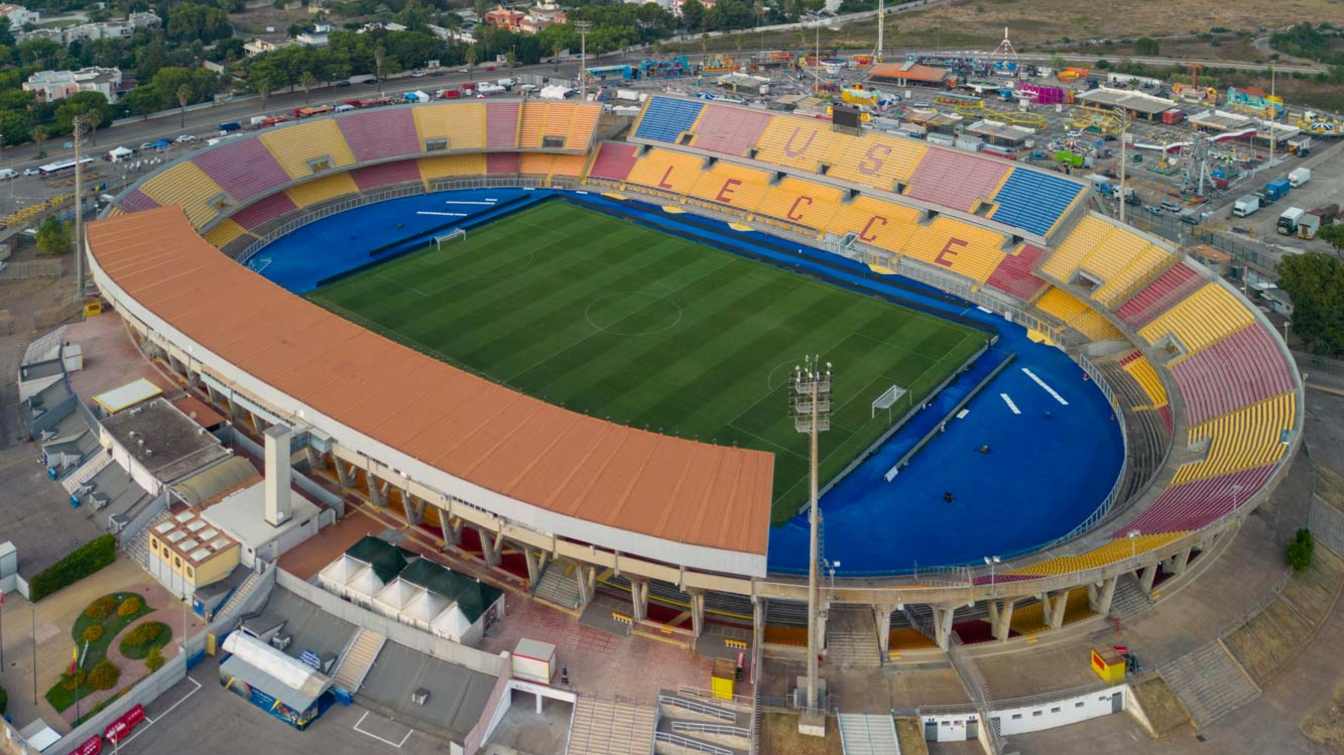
[317,554,359,594]
[371,578,419,618]
[344,563,386,607]
[403,588,450,632]
[429,604,472,642]
[108,146,134,162]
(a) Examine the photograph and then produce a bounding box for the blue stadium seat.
[634,97,704,143]
[990,169,1084,237]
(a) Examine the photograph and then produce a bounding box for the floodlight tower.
[793,355,832,723]
[576,21,592,100]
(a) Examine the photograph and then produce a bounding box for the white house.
[23,67,123,104]
[0,3,39,28]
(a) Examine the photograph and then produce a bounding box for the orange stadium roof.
[88,207,774,558]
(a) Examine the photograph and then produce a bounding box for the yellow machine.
[1090,647,1126,683]
[841,84,878,107]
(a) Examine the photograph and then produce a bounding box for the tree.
[31,126,48,157]
[374,45,386,93]
[124,85,163,117]
[36,216,72,257]
[249,58,285,108]
[1277,250,1344,356]
[1287,528,1314,572]
[1134,37,1159,56]
[681,0,705,32]
[173,83,190,127]
[300,70,316,102]
[54,92,110,137]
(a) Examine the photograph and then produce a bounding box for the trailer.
[1232,194,1260,217]
[1278,207,1305,235]
[1288,167,1311,187]
[1261,178,1291,203]
[1299,204,1338,239]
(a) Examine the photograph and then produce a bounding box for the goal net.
[434,228,466,249]
[871,384,907,419]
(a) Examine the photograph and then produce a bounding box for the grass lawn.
[46,592,150,713]
[310,199,987,523]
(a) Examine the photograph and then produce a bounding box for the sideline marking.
[416,211,467,217]
[1000,393,1020,415]
[354,710,414,748]
[113,675,203,749]
[1021,368,1069,406]
[442,200,497,206]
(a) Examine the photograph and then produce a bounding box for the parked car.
[22,168,40,176]
[175,134,195,143]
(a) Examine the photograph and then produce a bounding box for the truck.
[1278,207,1305,235]
[1232,194,1261,218]
[1288,167,1312,188]
[217,121,242,133]
[1298,204,1339,239]
[1260,178,1291,203]
[293,104,334,118]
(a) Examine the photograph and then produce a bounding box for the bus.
[37,157,94,178]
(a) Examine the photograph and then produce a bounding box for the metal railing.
[658,693,738,722]
[669,721,751,739]
[948,635,1004,755]
[654,731,734,755]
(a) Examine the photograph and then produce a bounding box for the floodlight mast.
[793,355,832,717]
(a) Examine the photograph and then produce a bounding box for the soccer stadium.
[89,94,1303,671]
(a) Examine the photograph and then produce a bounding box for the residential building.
[0,3,38,28]
[23,67,124,104]
[244,38,284,56]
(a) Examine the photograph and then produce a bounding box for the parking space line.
[353,710,414,748]
[115,675,203,749]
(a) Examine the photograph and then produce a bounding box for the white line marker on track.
[416,211,467,217]
[441,200,497,206]
[1021,368,1069,406]
[354,710,414,748]
[1000,393,1021,415]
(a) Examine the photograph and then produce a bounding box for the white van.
[0,168,17,180]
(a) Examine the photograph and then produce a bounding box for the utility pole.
[576,21,592,99]
[793,355,832,733]
[73,113,90,302]
[876,0,884,62]
[1115,107,1130,225]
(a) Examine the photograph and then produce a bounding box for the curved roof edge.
[86,206,772,577]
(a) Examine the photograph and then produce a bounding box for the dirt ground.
[759,711,845,755]
[1301,679,1344,752]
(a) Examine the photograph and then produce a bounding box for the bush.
[81,624,105,643]
[30,535,117,602]
[119,621,171,659]
[61,669,87,692]
[87,660,119,691]
[84,595,119,621]
[117,595,145,618]
[1288,528,1315,572]
[0,685,7,715]
[145,648,165,672]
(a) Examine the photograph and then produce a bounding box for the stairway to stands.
[1159,641,1260,728]
[533,562,582,610]
[566,696,657,755]
[126,510,172,569]
[655,690,750,755]
[825,607,882,669]
[837,712,900,755]
[216,568,266,620]
[1107,573,1155,619]
[331,628,386,693]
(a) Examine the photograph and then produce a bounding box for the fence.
[275,568,507,678]
[0,260,63,281]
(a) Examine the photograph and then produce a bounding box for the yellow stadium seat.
[418,154,486,184]
[1078,226,1147,285]
[259,120,357,179]
[1138,282,1255,357]
[1122,355,1167,408]
[688,162,771,212]
[204,218,250,248]
[825,195,921,253]
[1093,244,1172,307]
[1041,215,1111,282]
[1005,532,1189,577]
[1035,288,1125,342]
[285,172,358,208]
[139,161,229,229]
[566,105,601,150]
[549,154,587,177]
[824,132,927,192]
[412,103,487,151]
[754,115,833,171]
[625,148,706,196]
[904,217,1007,284]
[755,177,844,230]
[1173,392,1295,484]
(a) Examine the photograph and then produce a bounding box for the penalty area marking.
[354,710,414,748]
[1000,393,1020,415]
[1021,368,1069,406]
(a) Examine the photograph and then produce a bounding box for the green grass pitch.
[309,200,989,524]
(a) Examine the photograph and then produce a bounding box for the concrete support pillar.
[576,564,595,609]
[752,597,767,653]
[204,382,219,405]
[1164,547,1192,577]
[1045,590,1068,630]
[442,515,463,549]
[245,409,262,434]
[688,589,706,638]
[1139,563,1159,595]
[629,578,648,622]
[932,604,956,651]
[873,604,896,663]
[367,477,387,507]
[302,446,321,472]
[475,525,503,567]
[404,494,426,526]
[988,598,1016,642]
[334,459,355,489]
[1088,577,1118,616]
[524,547,546,589]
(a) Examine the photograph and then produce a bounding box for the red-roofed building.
[870,62,954,88]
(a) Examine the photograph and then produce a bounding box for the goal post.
[872,384,908,420]
[434,228,466,249]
